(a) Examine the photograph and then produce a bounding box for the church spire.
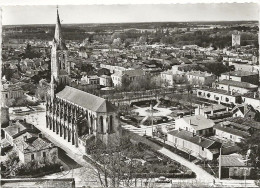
[54,7,67,50]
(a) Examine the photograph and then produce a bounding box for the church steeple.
[54,8,67,50]
[50,7,70,95]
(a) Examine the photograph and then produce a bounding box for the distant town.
[1,9,260,188]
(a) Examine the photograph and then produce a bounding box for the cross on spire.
[53,6,67,50]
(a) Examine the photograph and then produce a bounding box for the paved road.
[19,110,102,187]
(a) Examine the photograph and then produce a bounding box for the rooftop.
[218,79,258,89]
[56,86,116,113]
[199,104,227,113]
[197,87,241,97]
[221,154,246,167]
[168,130,220,149]
[181,115,215,131]
[214,124,250,138]
[187,71,214,77]
[222,70,258,77]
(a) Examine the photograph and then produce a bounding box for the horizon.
[3,20,258,27]
[2,4,258,25]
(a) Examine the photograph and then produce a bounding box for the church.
[45,10,119,151]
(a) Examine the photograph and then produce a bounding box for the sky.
[1,3,259,25]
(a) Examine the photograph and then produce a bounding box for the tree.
[238,131,260,171]
[86,136,142,187]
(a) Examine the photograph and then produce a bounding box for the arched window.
[207,93,211,98]
[100,116,103,133]
[110,115,113,133]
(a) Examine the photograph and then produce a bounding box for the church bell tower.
[50,8,71,97]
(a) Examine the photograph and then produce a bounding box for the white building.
[175,115,215,136]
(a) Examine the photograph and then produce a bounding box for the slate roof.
[182,115,215,131]
[168,130,219,149]
[56,86,116,113]
[218,79,258,89]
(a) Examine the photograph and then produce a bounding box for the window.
[230,135,233,139]
[42,152,46,158]
[31,154,35,160]
[202,147,204,151]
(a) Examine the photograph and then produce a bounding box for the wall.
[215,129,242,143]
[23,147,58,164]
[167,134,213,160]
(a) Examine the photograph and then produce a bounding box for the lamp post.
[218,145,222,180]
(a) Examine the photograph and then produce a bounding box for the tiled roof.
[218,79,258,89]
[56,86,116,113]
[16,136,54,153]
[214,124,250,138]
[182,115,215,131]
[221,154,246,167]
[168,130,218,148]
[222,70,258,77]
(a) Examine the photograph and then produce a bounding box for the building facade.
[45,10,119,149]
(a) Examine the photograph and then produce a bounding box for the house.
[195,104,232,121]
[224,117,260,134]
[167,130,221,160]
[2,120,58,163]
[196,88,242,106]
[214,121,250,143]
[232,104,257,119]
[220,70,259,85]
[216,79,258,95]
[111,69,145,86]
[160,70,174,86]
[1,82,24,107]
[14,133,58,163]
[219,154,252,179]
[3,119,39,146]
[99,75,112,87]
[175,115,215,136]
[186,71,216,86]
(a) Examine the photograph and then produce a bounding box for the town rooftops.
[168,130,219,149]
[222,70,258,77]
[56,86,116,113]
[221,154,246,167]
[225,117,260,131]
[218,79,258,89]
[3,120,38,138]
[182,115,215,131]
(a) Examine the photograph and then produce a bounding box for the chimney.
[193,132,196,137]
[38,133,43,138]
[198,137,202,143]
[18,127,20,133]
[189,119,191,125]
[226,107,229,112]
[230,90,233,96]
[24,118,26,123]
[23,136,27,141]
[254,92,256,99]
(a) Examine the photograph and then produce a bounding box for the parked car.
[155,176,171,183]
